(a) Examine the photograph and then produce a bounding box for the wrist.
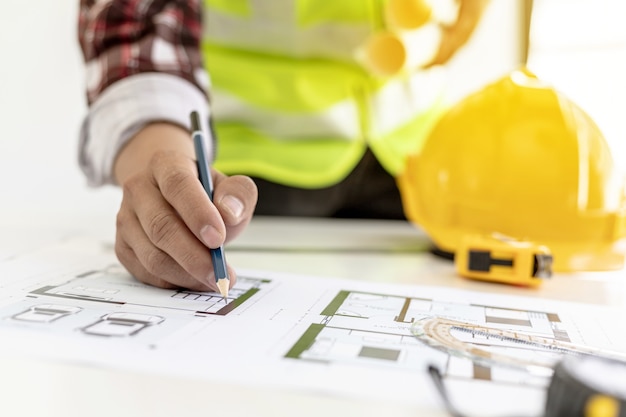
[113,122,194,185]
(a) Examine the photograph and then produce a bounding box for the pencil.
[190,111,230,300]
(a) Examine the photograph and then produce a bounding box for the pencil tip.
[216,278,230,301]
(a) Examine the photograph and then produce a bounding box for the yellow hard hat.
[398,68,626,272]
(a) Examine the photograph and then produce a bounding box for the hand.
[112,123,258,291]
[427,0,491,66]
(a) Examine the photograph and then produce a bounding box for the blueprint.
[0,236,625,414]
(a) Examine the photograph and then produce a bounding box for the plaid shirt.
[77,0,211,186]
[78,0,206,105]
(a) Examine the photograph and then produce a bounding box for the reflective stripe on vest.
[212,91,361,140]
[204,0,383,62]
[202,0,447,187]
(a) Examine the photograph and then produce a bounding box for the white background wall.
[0,1,624,231]
[0,1,121,231]
[528,0,626,173]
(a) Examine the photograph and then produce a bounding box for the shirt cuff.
[79,73,211,186]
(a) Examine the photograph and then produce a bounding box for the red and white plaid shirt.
[77,0,211,186]
[78,0,206,104]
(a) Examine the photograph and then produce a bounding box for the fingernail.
[200,225,221,248]
[221,195,244,219]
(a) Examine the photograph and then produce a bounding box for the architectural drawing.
[0,235,624,406]
[27,264,270,315]
[81,312,164,337]
[11,304,82,323]
[0,262,273,342]
[285,290,582,386]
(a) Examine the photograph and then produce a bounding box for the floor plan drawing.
[79,312,165,337]
[284,290,585,386]
[27,263,271,315]
[0,261,273,344]
[12,304,82,323]
[0,235,624,412]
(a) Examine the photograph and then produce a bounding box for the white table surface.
[0,214,624,417]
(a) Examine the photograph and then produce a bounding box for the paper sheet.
[0,236,625,416]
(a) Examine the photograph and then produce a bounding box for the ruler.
[411,315,626,373]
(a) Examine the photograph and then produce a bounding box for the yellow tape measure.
[455,234,553,287]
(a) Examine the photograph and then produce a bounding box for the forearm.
[450,0,491,34]
[430,0,491,66]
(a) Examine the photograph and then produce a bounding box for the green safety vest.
[203,0,447,188]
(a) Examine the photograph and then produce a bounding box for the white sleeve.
[78,73,211,187]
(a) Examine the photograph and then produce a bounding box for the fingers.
[116,176,218,292]
[118,151,219,290]
[111,123,252,292]
[115,149,253,292]
[212,173,258,243]
[115,227,208,291]
[149,151,227,249]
